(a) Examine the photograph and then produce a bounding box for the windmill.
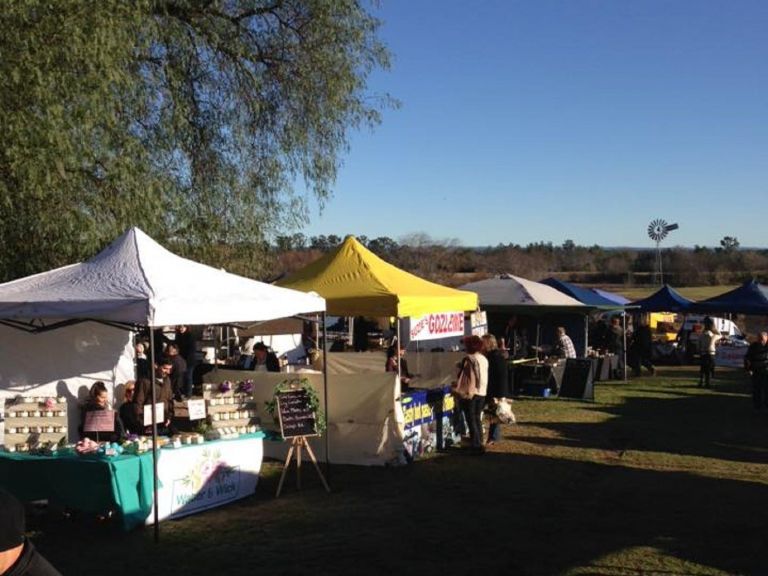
[647,219,679,285]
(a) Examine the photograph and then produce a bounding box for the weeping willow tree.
[0,0,391,280]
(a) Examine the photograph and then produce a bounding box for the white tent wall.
[0,322,134,441]
[204,368,404,466]
[240,334,305,363]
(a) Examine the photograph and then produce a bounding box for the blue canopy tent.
[629,284,694,313]
[693,279,768,315]
[540,278,624,308]
[591,288,630,305]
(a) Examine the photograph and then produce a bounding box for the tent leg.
[622,313,627,382]
[583,315,589,358]
[149,328,160,543]
[321,312,330,476]
[396,319,401,384]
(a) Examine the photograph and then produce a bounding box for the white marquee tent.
[0,227,325,328]
[460,274,587,313]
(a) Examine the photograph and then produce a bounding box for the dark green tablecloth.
[0,451,154,531]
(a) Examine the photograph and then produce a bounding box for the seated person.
[118,380,143,436]
[79,381,124,442]
[385,345,414,387]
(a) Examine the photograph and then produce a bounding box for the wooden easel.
[275,435,331,497]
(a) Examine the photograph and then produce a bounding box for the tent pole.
[397,319,401,383]
[149,328,160,543]
[536,322,541,361]
[583,314,589,358]
[321,312,330,474]
[622,313,627,381]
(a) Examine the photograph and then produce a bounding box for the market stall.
[276,235,478,462]
[0,227,325,531]
[460,274,605,395]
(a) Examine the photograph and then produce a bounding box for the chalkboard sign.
[559,358,594,400]
[276,389,318,439]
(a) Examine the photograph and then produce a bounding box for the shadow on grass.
[21,367,768,576]
[26,448,767,576]
[516,373,768,466]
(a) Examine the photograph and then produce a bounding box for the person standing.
[629,320,656,377]
[165,343,188,400]
[553,326,577,359]
[481,334,511,446]
[134,341,151,381]
[134,359,175,434]
[504,316,528,360]
[698,318,720,387]
[744,331,768,410]
[0,488,62,576]
[458,335,488,453]
[174,325,197,398]
[607,316,625,379]
[385,344,414,388]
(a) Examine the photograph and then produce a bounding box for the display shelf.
[3,397,68,449]
[201,388,259,430]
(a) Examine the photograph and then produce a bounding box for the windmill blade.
[647,218,668,241]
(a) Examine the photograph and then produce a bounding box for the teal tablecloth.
[0,451,154,531]
[0,433,265,530]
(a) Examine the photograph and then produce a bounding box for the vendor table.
[0,433,265,530]
[0,450,153,531]
[401,386,459,458]
[513,362,566,396]
[149,433,264,524]
[591,355,620,381]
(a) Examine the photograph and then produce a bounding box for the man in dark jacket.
[165,343,188,400]
[0,488,62,576]
[134,360,175,433]
[252,342,281,372]
[174,325,197,398]
[744,331,768,410]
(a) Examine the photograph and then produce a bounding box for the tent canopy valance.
[0,228,325,328]
[276,236,478,317]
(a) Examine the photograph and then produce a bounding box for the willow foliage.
[0,0,391,280]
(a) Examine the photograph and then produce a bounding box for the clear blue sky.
[303,0,768,248]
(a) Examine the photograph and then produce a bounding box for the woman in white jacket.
[460,335,489,453]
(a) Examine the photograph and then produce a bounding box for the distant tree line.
[270,233,768,287]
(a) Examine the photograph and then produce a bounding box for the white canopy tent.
[0,227,325,328]
[461,274,594,359]
[0,227,326,536]
[460,274,587,312]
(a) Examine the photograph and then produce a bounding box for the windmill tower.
[647,219,679,285]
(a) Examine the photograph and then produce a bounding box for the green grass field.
[26,367,768,576]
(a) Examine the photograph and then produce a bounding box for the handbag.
[494,398,516,424]
[451,356,479,400]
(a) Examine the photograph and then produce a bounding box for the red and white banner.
[409,312,465,341]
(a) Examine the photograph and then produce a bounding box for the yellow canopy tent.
[277,236,478,317]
